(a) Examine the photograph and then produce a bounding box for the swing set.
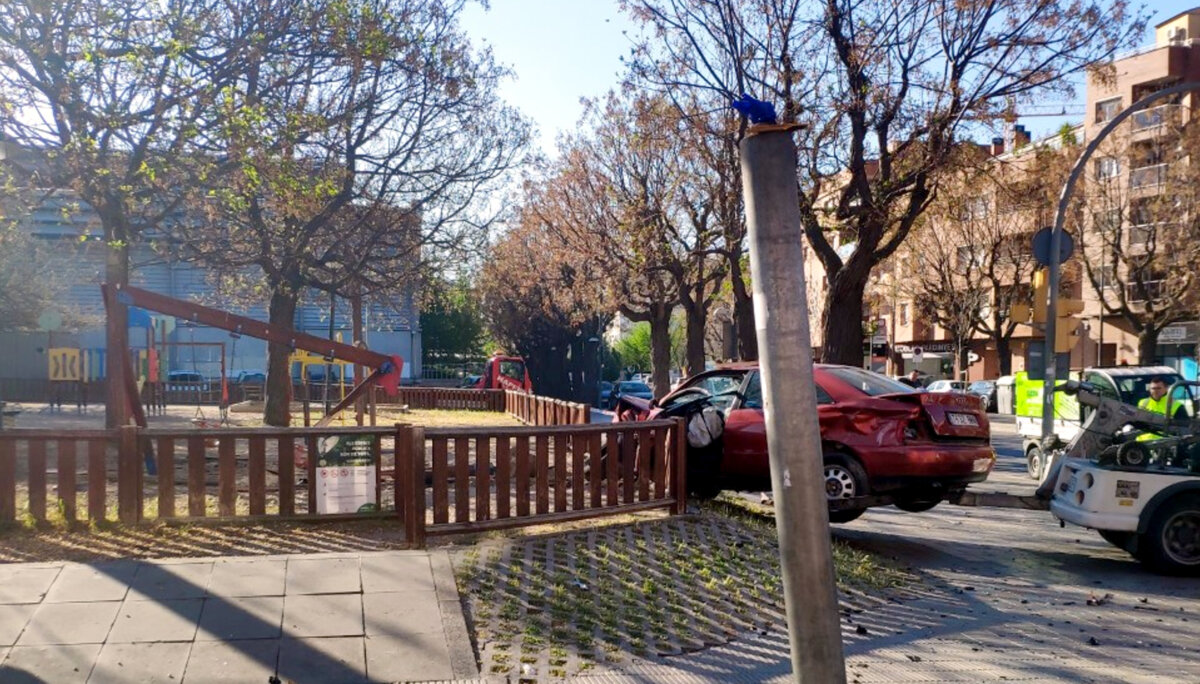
[102,284,405,433]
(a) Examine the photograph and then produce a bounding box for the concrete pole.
[740,127,847,683]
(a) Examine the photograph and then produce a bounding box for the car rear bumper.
[866,444,995,491]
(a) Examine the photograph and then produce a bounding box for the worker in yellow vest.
[1136,378,1172,442]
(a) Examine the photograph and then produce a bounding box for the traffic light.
[1054,298,1085,354]
[1032,268,1048,324]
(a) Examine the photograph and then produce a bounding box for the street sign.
[1032,227,1075,266]
[1160,325,1188,342]
[912,347,924,364]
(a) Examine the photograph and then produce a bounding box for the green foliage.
[1058,123,1078,147]
[421,276,489,361]
[612,322,651,372]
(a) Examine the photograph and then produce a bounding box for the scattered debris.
[856,625,869,635]
[906,654,923,662]
[1087,592,1114,607]
[1087,637,1101,646]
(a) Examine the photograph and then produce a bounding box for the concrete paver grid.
[0,549,475,683]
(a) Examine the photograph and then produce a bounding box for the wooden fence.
[504,390,590,425]
[0,418,687,547]
[384,387,505,411]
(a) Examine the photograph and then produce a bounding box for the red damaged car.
[614,363,994,522]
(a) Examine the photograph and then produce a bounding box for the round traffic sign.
[1032,228,1075,266]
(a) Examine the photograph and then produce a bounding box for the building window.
[1095,156,1121,180]
[1095,97,1122,123]
[900,303,909,326]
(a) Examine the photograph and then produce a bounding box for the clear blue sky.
[460,1,1200,152]
[459,1,639,154]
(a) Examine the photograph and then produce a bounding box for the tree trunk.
[728,266,758,360]
[351,292,364,426]
[996,335,1012,376]
[682,299,707,377]
[649,303,673,397]
[264,287,298,427]
[1137,327,1159,366]
[820,269,867,365]
[104,225,131,428]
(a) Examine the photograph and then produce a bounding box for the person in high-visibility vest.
[1136,378,1172,442]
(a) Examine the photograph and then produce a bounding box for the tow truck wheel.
[824,452,868,523]
[1142,495,1200,576]
[1026,445,1044,480]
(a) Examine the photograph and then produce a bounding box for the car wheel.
[824,452,868,524]
[1141,495,1200,576]
[1026,445,1044,480]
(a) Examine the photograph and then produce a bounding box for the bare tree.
[623,0,1144,365]
[179,0,530,425]
[0,0,244,424]
[1073,109,1200,363]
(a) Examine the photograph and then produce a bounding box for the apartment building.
[825,9,1200,381]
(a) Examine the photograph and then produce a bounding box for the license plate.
[947,412,979,427]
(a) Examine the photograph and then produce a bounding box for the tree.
[527,94,726,396]
[421,275,488,362]
[180,0,529,425]
[623,0,1144,365]
[908,144,1059,375]
[1072,109,1200,364]
[0,0,242,424]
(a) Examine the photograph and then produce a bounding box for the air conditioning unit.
[1168,26,1187,45]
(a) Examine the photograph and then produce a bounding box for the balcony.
[1130,163,1167,190]
[1131,104,1181,138]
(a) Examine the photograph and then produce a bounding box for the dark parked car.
[967,380,997,412]
[166,370,208,392]
[615,363,995,522]
[609,381,654,409]
[598,381,614,408]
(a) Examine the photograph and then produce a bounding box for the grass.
[452,509,910,679]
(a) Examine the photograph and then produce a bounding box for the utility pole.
[740,125,847,683]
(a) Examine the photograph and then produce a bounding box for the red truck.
[471,354,532,393]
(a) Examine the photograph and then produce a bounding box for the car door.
[720,370,837,480]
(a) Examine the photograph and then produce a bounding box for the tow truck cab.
[473,355,532,393]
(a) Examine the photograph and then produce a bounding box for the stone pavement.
[0,550,477,683]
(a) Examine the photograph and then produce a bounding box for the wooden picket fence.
[0,418,686,547]
[504,390,590,425]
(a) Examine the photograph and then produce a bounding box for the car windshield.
[1114,374,1189,405]
[620,382,651,393]
[825,367,918,397]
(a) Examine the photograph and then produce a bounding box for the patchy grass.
[451,509,909,679]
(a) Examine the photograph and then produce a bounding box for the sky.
[460,0,1200,153]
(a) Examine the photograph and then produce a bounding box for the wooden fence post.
[409,426,427,548]
[670,417,688,515]
[117,425,142,524]
[395,423,411,533]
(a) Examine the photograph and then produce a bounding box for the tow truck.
[470,353,532,392]
[1013,366,1186,480]
[952,378,1200,575]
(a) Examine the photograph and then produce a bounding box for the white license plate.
[947,412,979,427]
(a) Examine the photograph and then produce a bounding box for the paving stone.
[89,641,190,684]
[0,643,100,683]
[183,638,279,683]
[0,604,36,646]
[286,557,360,595]
[360,553,434,593]
[363,591,442,636]
[107,598,202,643]
[209,558,287,597]
[0,566,61,604]
[277,636,367,684]
[196,595,284,640]
[128,561,213,600]
[17,601,120,645]
[44,562,137,603]
[283,594,364,637]
[364,633,453,683]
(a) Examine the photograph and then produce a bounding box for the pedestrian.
[1135,378,1183,441]
[900,370,922,388]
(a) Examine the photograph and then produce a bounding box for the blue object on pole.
[731,94,778,124]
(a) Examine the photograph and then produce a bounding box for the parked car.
[615,363,995,522]
[608,381,654,409]
[967,380,997,412]
[598,381,614,408]
[926,379,968,393]
[166,370,208,392]
[234,369,266,384]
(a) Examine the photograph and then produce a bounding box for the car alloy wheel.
[824,464,857,499]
